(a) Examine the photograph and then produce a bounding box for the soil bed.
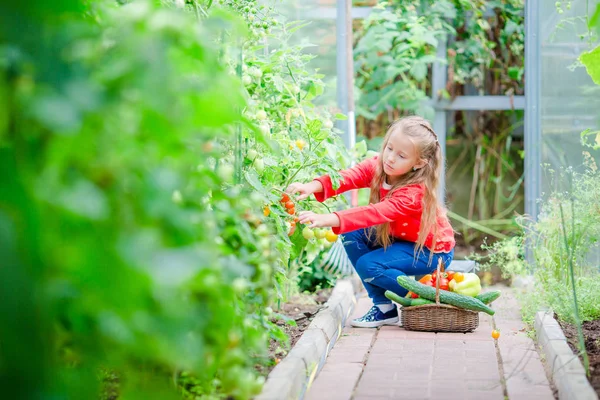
[555,315,600,397]
[257,288,332,376]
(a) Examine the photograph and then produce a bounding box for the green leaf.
[580,45,600,85]
[507,66,523,80]
[244,170,279,202]
[289,224,308,260]
[307,119,323,135]
[409,62,427,81]
[588,4,600,32]
[334,113,347,120]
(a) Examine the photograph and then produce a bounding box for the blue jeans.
[342,228,454,305]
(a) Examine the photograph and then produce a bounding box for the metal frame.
[332,4,535,213]
[524,0,541,222]
[336,0,355,152]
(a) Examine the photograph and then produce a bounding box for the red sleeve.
[331,185,423,234]
[313,157,377,202]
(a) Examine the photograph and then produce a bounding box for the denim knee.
[355,256,382,282]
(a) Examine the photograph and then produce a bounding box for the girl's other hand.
[298,211,340,229]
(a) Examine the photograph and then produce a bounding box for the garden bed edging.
[535,311,598,400]
[256,275,362,400]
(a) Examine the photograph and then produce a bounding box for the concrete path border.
[256,274,363,400]
[534,311,598,400]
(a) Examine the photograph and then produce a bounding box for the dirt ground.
[556,316,600,397]
[259,288,333,376]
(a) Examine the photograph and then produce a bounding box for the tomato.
[247,149,258,161]
[256,110,267,120]
[446,271,455,281]
[325,230,338,243]
[302,227,314,240]
[492,330,500,339]
[438,278,449,291]
[410,292,419,299]
[293,217,299,223]
[281,193,290,203]
[288,224,296,236]
[284,201,295,209]
[289,220,296,227]
[286,207,295,215]
[254,158,265,174]
[263,206,270,217]
[242,75,252,86]
[314,229,326,239]
[453,272,464,283]
[418,274,433,284]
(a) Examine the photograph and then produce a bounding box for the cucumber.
[411,298,435,306]
[475,290,501,305]
[385,291,435,307]
[384,290,413,307]
[396,276,495,315]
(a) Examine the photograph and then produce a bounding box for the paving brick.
[303,288,555,400]
[305,363,363,400]
[429,388,468,400]
[464,362,501,380]
[465,389,504,400]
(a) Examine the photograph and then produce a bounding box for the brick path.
[306,286,555,400]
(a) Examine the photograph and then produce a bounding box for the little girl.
[286,116,455,328]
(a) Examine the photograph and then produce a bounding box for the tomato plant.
[0,1,352,399]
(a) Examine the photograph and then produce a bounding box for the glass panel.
[273,0,339,108]
[540,1,600,193]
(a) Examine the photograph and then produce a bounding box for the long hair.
[368,116,443,255]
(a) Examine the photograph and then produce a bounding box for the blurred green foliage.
[0,0,350,399]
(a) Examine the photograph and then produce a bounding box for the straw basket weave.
[401,259,479,333]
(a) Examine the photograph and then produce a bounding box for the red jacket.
[313,156,455,253]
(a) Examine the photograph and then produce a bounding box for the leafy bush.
[0,0,350,399]
[474,157,600,324]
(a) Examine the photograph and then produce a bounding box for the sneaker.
[350,305,399,328]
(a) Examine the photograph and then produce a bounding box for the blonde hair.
[368,116,443,255]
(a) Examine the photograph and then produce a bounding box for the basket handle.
[434,258,444,305]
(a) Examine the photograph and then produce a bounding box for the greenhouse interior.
[1,1,600,399]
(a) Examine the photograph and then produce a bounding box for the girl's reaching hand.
[285,180,323,201]
[298,211,340,229]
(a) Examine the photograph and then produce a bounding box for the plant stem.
[558,197,590,377]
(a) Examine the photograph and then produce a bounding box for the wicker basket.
[401,259,479,333]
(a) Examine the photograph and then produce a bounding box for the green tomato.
[314,228,326,239]
[259,123,270,135]
[171,190,183,204]
[256,110,267,120]
[255,224,270,237]
[323,119,334,129]
[254,158,265,174]
[302,227,315,240]
[246,149,258,161]
[218,164,234,181]
[249,67,262,78]
[202,274,218,288]
[232,278,248,295]
[242,75,252,86]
